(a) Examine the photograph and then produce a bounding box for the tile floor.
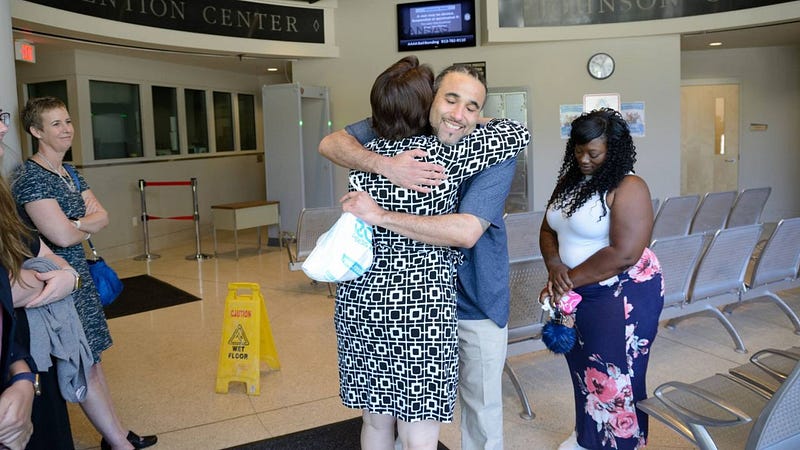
[68,229,800,450]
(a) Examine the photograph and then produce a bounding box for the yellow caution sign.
[215,282,280,395]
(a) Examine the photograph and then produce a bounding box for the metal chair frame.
[284,206,342,271]
[655,225,763,353]
[726,187,771,228]
[727,217,800,335]
[504,210,545,261]
[652,194,701,240]
[503,256,549,420]
[690,190,737,235]
[283,206,342,296]
[637,352,800,450]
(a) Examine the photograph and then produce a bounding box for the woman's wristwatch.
[8,372,41,396]
[62,267,82,292]
[71,219,90,240]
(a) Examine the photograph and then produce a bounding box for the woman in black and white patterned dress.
[333,58,530,448]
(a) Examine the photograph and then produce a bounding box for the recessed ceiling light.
[709,42,723,47]
[267,67,279,72]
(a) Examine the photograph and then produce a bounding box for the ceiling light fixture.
[267,67,279,72]
[709,42,723,46]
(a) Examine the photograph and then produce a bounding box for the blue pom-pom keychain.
[540,291,582,354]
[542,309,577,354]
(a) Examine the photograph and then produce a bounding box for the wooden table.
[211,200,280,259]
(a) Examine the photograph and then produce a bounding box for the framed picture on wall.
[583,93,620,112]
[621,101,646,137]
[559,104,583,139]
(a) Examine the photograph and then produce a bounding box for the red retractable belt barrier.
[133,178,213,261]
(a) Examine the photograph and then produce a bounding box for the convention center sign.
[498,0,796,26]
[23,0,325,43]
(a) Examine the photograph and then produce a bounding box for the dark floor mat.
[103,274,201,319]
[222,417,450,450]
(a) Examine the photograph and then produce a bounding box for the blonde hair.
[22,96,67,136]
[0,174,32,281]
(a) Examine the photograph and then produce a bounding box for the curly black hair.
[547,108,637,218]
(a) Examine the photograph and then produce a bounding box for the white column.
[0,1,22,175]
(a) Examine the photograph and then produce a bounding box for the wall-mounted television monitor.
[397,0,476,52]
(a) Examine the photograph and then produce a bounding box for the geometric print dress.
[335,119,531,422]
[13,160,113,363]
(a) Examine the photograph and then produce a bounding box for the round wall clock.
[587,53,615,80]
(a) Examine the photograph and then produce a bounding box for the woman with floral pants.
[540,109,664,449]
[565,251,663,448]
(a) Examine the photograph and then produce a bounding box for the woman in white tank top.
[539,109,663,450]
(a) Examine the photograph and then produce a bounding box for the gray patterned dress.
[13,160,112,363]
[335,119,531,422]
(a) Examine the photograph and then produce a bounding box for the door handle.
[724,159,736,163]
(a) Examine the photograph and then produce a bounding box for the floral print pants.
[566,248,664,449]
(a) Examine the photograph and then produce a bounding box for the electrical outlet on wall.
[132,216,138,227]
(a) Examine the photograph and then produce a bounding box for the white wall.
[293,0,682,212]
[682,46,800,221]
[0,2,22,175]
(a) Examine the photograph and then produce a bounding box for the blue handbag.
[87,238,124,306]
[63,164,123,306]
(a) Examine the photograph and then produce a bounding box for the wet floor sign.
[215,282,280,395]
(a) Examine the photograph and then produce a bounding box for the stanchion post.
[134,179,160,261]
[186,177,214,260]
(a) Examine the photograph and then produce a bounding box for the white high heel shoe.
[557,431,589,450]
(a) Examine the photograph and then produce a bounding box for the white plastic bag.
[301,212,373,282]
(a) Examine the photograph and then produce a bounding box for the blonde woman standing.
[13,97,156,450]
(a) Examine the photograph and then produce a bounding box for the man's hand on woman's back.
[378,149,446,193]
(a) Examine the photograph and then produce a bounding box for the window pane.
[238,94,256,150]
[89,80,142,160]
[715,97,725,155]
[27,80,69,107]
[153,86,180,156]
[185,89,208,154]
[213,91,234,152]
[27,80,71,159]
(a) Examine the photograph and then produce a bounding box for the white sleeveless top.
[545,191,610,268]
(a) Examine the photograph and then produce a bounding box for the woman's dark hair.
[547,108,637,218]
[370,56,434,140]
